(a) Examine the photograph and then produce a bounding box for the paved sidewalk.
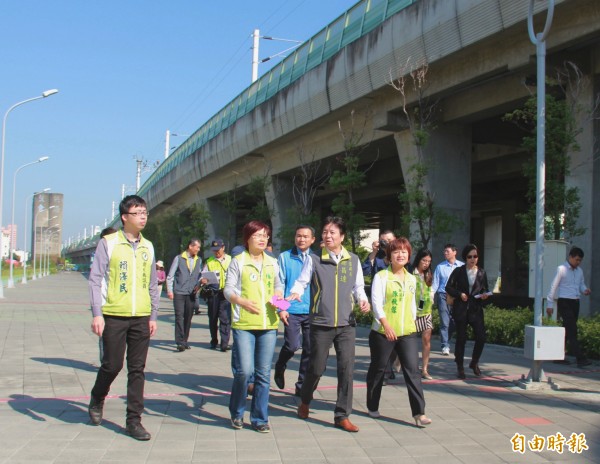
[0,272,598,463]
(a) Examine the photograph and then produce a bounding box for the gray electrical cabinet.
[523,325,565,360]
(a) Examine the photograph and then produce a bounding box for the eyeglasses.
[126,211,149,217]
[251,233,269,240]
[467,254,478,259]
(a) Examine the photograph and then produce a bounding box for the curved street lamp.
[8,157,50,287]
[0,88,58,297]
[22,188,50,284]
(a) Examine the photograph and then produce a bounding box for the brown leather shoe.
[297,402,309,419]
[334,418,359,432]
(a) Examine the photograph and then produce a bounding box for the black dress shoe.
[220,345,229,352]
[469,361,481,376]
[274,367,285,389]
[88,398,104,425]
[294,387,302,397]
[176,345,185,352]
[126,423,151,441]
[185,343,191,350]
[457,368,466,379]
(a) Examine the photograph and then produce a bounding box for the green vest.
[205,254,232,289]
[309,246,359,327]
[231,251,279,330]
[414,270,433,316]
[372,267,417,337]
[102,230,154,317]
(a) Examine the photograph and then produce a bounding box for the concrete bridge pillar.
[567,70,598,316]
[265,177,295,253]
[394,123,471,253]
[204,198,235,249]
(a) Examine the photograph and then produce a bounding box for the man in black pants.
[88,195,159,440]
[288,217,370,433]
[547,246,592,368]
[167,238,203,351]
[200,239,232,351]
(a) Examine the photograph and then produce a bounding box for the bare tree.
[389,58,459,249]
[291,144,330,216]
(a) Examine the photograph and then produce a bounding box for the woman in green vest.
[224,221,285,433]
[365,238,432,427]
[412,248,434,380]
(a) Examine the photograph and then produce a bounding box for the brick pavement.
[0,272,598,463]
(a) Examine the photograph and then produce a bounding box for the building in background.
[1,229,10,258]
[31,193,63,265]
[1,225,17,257]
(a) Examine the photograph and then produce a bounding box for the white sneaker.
[368,410,381,418]
[442,347,450,356]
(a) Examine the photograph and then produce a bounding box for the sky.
[0,0,360,248]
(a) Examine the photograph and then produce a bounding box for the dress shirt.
[547,261,589,308]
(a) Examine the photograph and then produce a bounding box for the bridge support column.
[265,177,295,252]
[567,70,597,316]
[204,198,236,249]
[394,123,471,251]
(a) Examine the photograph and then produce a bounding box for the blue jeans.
[229,328,277,425]
[436,292,454,350]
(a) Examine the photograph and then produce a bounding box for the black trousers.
[300,324,355,420]
[174,293,195,346]
[558,298,584,360]
[454,309,486,368]
[91,315,150,424]
[207,293,231,349]
[366,331,425,416]
[275,313,311,390]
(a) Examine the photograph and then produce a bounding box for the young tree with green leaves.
[503,62,595,242]
[330,110,375,252]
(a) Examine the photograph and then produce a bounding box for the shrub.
[578,315,600,360]
[355,302,599,360]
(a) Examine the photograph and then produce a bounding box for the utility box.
[528,240,568,299]
[524,325,565,360]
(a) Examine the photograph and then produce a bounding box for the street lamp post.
[35,211,57,280]
[46,229,60,276]
[8,157,50,287]
[22,188,50,284]
[526,0,555,384]
[0,89,58,297]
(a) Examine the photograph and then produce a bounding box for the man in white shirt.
[546,246,592,368]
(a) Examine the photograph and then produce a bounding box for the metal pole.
[165,129,170,159]
[252,29,260,83]
[527,0,554,382]
[22,189,50,284]
[8,158,49,287]
[0,89,58,297]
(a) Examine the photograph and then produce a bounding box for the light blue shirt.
[432,259,464,294]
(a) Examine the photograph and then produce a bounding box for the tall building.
[31,193,63,264]
[1,225,17,255]
[0,229,10,259]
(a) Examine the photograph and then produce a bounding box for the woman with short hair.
[224,221,285,433]
[365,237,431,426]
